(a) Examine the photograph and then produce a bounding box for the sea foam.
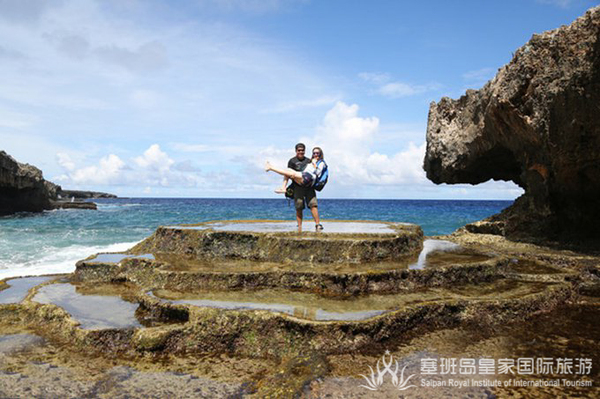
[0,241,140,280]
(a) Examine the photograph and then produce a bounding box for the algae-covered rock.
[131,220,423,264]
[133,328,172,351]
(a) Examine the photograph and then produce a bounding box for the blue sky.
[0,0,596,199]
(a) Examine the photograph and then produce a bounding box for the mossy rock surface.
[130,220,424,264]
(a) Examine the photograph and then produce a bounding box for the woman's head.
[312,147,324,160]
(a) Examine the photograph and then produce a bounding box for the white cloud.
[309,102,428,186]
[359,72,441,99]
[56,144,209,188]
[357,72,390,85]
[134,144,174,173]
[261,94,341,114]
[0,0,335,145]
[69,154,126,185]
[378,82,422,98]
[536,0,575,8]
[254,102,432,194]
[56,152,75,171]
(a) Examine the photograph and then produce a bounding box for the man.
[281,143,321,233]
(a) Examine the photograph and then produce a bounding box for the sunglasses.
[312,152,321,155]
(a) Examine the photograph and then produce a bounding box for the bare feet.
[274,188,286,194]
[265,161,272,172]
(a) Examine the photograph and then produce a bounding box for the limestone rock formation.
[424,6,600,241]
[0,150,108,215]
[0,151,55,215]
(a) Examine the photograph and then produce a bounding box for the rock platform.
[0,220,593,397]
[130,220,423,264]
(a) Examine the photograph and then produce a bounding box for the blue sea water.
[0,198,512,279]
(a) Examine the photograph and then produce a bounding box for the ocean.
[0,198,512,279]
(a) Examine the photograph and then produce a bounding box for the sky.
[0,0,597,199]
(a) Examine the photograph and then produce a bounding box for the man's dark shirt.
[287,156,312,197]
[287,156,310,172]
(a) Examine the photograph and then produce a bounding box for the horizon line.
[96,196,516,202]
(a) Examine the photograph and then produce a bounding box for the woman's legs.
[265,162,304,185]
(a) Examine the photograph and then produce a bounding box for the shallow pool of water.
[151,279,550,321]
[32,283,142,330]
[0,276,53,304]
[166,220,401,234]
[154,240,491,274]
[88,253,154,263]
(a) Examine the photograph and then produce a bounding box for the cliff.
[0,151,112,215]
[424,6,600,242]
[0,151,57,215]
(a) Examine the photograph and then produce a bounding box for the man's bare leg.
[310,206,320,227]
[296,208,303,233]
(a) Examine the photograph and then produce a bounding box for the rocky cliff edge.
[424,6,600,242]
[0,151,113,215]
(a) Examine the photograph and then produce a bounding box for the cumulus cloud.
[359,72,441,99]
[307,102,428,186]
[69,154,126,185]
[56,144,209,188]
[254,102,430,195]
[56,152,75,171]
[134,144,174,172]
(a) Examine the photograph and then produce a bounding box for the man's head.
[295,143,306,160]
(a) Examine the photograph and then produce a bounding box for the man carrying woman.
[266,143,326,232]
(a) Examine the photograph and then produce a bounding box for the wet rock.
[424,6,600,242]
[51,200,98,210]
[0,333,45,354]
[132,328,172,351]
[74,256,508,297]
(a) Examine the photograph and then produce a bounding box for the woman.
[266,147,326,192]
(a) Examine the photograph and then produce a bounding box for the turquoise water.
[0,198,512,279]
